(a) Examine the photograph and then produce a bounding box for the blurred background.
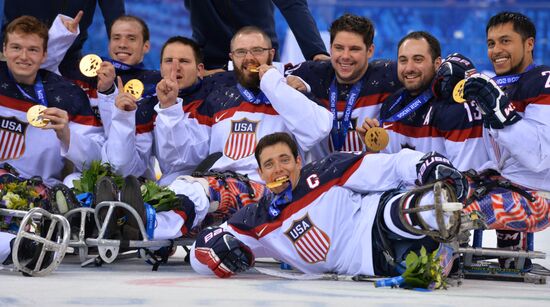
[3,0,549,72]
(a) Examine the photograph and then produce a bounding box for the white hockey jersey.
[191,149,424,276]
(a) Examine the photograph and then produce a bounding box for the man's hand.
[115,77,138,111]
[285,75,308,92]
[97,61,116,93]
[356,117,380,148]
[60,10,83,34]
[195,227,254,278]
[312,54,330,61]
[156,61,179,108]
[42,107,71,147]
[464,73,521,129]
[432,53,476,99]
[257,64,276,80]
[416,151,468,201]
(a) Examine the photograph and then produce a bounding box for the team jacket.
[103,81,208,183]
[0,62,103,186]
[379,88,489,171]
[190,149,424,276]
[155,69,333,183]
[288,60,401,161]
[484,65,550,190]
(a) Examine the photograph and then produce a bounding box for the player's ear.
[434,56,442,69]
[197,63,205,78]
[143,40,151,54]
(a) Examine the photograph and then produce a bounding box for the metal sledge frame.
[0,207,71,276]
[455,229,547,284]
[64,201,195,267]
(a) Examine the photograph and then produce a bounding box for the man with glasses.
[156,26,332,183]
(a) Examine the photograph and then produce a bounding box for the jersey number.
[542,71,550,88]
[306,174,320,189]
[463,101,482,122]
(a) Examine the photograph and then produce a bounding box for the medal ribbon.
[380,89,433,125]
[329,77,364,151]
[492,64,536,87]
[8,71,48,106]
[237,84,270,104]
[267,184,293,220]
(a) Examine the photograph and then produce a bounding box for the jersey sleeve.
[101,106,153,178]
[153,99,211,179]
[260,68,332,151]
[342,149,425,192]
[41,14,79,74]
[489,73,550,172]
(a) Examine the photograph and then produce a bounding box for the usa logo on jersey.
[224,118,259,160]
[328,117,364,152]
[0,116,27,161]
[285,214,330,263]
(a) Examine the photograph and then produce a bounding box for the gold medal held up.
[79,54,102,77]
[364,127,389,152]
[452,79,466,103]
[26,105,49,128]
[248,66,259,73]
[124,79,144,99]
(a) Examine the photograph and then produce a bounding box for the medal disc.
[364,127,389,152]
[266,176,290,189]
[79,54,102,77]
[27,105,49,128]
[124,79,144,99]
[452,79,466,103]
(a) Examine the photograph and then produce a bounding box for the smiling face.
[3,31,47,85]
[160,42,204,89]
[487,22,534,76]
[108,19,150,65]
[397,38,441,96]
[257,142,302,194]
[230,32,274,88]
[330,31,373,85]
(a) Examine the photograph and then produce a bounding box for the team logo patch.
[285,214,330,264]
[0,116,28,161]
[224,118,259,160]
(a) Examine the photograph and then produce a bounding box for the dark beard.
[235,67,260,88]
[234,56,273,89]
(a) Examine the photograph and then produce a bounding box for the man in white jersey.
[189,132,467,278]
[155,26,333,183]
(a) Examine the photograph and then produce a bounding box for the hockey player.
[286,14,401,161]
[357,31,489,171]
[1,16,103,186]
[155,26,333,183]
[102,36,210,184]
[189,132,466,278]
[462,12,550,254]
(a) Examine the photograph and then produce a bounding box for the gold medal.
[26,105,49,128]
[266,176,290,189]
[364,127,389,152]
[248,66,259,73]
[452,79,466,103]
[79,54,102,77]
[123,79,144,99]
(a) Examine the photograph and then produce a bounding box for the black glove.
[432,53,476,99]
[464,73,522,129]
[416,151,468,201]
[195,227,254,278]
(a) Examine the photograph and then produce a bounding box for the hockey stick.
[253,267,379,282]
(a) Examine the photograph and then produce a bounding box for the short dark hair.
[486,12,536,42]
[397,31,441,62]
[108,15,150,43]
[230,26,272,51]
[4,15,48,52]
[255,132,299,168]
[329,14,375,48]
[160,36,203,64]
